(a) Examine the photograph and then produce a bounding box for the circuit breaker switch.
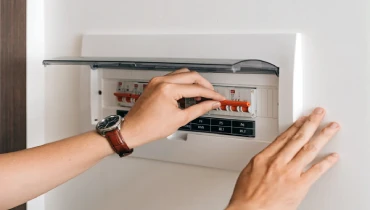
[220,100,250,107]
[220,100,250,112]
[242,106,248,112]
[231,106,238,112]
[114,92,140,104]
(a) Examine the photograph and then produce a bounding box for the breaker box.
[111,78,275,139]
[43,34,302,171]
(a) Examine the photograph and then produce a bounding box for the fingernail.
[219,95,226,100]
[314,107,324,114]
[212,102,221,109]
[330,122,339,129]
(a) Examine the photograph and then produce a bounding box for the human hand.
[122,69,225,148]
[227,108,340,210]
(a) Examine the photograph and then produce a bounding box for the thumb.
[182,100,221,122]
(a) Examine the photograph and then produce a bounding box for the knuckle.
[241,164,253,174]
[292,122,302,130]
[305,115,319,126]
[157,82,172,94]
[307,115,315,122]
[149,76,162,85]
[190,70,200,76]
[275,132,289,142]
[307,114,320,124]
[285,165,299,177]
[251,154,265,166]
[313,163,326,173]
[190,71,202,80]
[269,160,282,171]
[265,161,284,178]
[179,68,190,72]
[291,132,305,141]
[320,126,333,136]
[263,156,288,178]
[302,144,318,153]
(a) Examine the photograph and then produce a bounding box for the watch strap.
[105,129,133,157]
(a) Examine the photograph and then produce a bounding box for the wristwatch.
[96,115,133,157]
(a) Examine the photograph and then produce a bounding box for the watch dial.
[97,115,120,130]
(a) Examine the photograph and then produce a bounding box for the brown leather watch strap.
[105,129,133,157]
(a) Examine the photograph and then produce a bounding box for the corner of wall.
[26,0,46,209]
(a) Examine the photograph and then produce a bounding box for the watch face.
[97,115,120,130]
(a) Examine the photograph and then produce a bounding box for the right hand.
[122,69,225,148]
[227,107,340,210]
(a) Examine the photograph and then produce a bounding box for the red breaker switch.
[126,96,131,103]
[220,100,251,113]
[194,97,251,113]
[114,93,140,103]
[220,105,227,111]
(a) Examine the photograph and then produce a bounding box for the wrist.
[89,131,115,157]
[120,120,138,149]
[226,202,263,210]
[226,206,242,210]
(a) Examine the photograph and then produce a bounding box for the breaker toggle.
[114,92,140,103]
[219,100,251,112]
[195,98,251,113]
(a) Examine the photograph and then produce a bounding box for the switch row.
[179,117,255,137]
[195,98,251,113]
[191,117,254,128]
[116,92,251,113]
[114,92,140,103]
[180,124,254,137]
[116,110,255,138]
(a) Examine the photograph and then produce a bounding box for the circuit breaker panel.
[111,80,277,139]
[43,34,301,171]
[114,81,256,116]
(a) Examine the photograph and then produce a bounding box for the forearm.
[0,131,114,209]
[0,69,229,209]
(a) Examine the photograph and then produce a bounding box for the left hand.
[226,108,340,210]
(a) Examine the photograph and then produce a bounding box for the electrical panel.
[112,80,277,139]
[43,34,301,171]
[115,81,256,137]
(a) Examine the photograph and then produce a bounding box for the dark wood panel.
[0,0,27,209]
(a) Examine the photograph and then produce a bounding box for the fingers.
[260,116,307,157]
[154,70,215,91]
[276,107,326,163]
[289,122,340,170]
[182,100,221,122]
[171,83,225,101]
[301,153,339,184]
[165,71,214,90]
[165,68,190,75]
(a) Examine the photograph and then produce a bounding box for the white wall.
[40,0,370,210]
[27,0,45,209]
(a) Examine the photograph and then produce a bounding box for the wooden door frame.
[0,0,27,209]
